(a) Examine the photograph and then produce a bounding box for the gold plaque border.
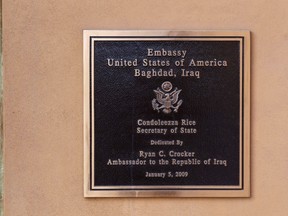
[83,30,250,197]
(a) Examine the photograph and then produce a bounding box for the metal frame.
[83,30,250,197]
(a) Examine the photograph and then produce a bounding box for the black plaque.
[84,31,250,197]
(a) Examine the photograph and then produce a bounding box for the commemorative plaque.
[84,30,250,197]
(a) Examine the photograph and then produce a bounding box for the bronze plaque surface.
[83,30,250,197]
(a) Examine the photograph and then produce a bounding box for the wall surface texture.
[3,0,288,215]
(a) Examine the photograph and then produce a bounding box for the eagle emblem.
[152,81,183,114]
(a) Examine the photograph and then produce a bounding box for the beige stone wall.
[3,0,288,215]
